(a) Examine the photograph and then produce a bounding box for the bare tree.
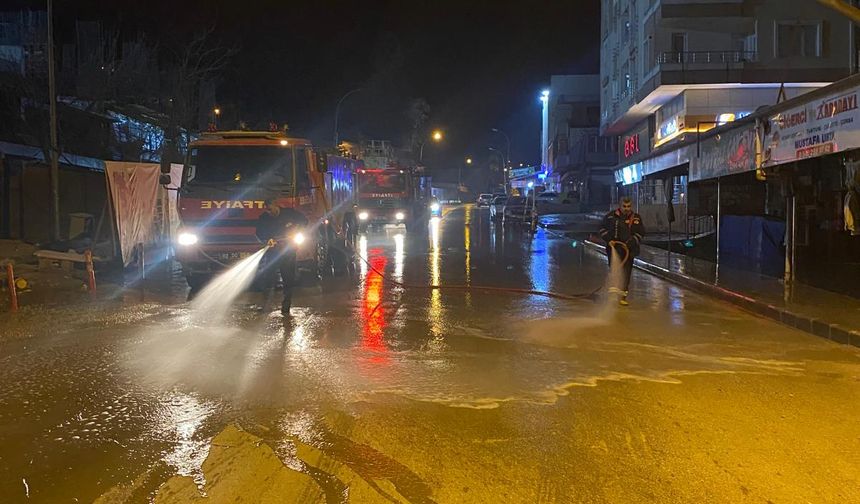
[160,26,235,163]
[407,97,431,161]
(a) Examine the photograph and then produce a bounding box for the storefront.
[613,142,692,247]
[761,78,860,297]
[508,166,544,196]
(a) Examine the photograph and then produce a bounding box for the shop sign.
[690,125,756,181]
[614,144,692,186]
[657,115,681,140]
[764,87,860,166]
[623,134,640,158]
[510,166,538,178]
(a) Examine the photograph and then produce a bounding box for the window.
[294,147,311,191]
[188,146,293,185]
[776,22,820,58]
[643,37,652,74]
[671,32,687,55]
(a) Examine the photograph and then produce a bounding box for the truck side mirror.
[159,174,172,185]
[315,153,328,172]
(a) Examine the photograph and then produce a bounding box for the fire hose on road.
[354,245,603,302]
[607,240,631,265]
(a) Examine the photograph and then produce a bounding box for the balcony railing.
[657,50,757,65]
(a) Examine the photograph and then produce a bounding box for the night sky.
[41,0,600,180]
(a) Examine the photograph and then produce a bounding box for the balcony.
[657,50,757,66]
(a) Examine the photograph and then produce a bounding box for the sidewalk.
[584,240,860,348]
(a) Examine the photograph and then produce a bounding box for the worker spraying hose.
[255,198,308,316]
[599,197,645,306]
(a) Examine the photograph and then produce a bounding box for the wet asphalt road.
[1,205,859,503]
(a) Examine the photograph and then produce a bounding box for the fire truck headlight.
[358,211,369,221]
[177,232,199,246]
[292,232,306,246]
[430,202,440,212]
[395,212,405,220]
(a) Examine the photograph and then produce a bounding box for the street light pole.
[491,128,511,169]
[333,88,362,148]
[488,147,507,192]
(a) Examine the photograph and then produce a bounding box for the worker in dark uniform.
[256,198,308,316]
[599,196,645,306]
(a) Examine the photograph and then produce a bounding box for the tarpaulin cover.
[105,161,160,266]
[720,215,786,277]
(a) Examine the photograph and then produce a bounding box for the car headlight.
[292,231,306,245]
[430,202,440,211]
[358,211,369,220]
[177,232,198,246]
[395,212,405,220]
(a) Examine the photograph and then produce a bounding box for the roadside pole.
[47,0,61,241]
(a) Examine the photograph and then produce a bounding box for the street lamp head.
[432,130,443,142]
[214,107,221,115]
[491,127,499,132]
[466,157,472,164]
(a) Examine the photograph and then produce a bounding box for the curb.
[583,240,860,348]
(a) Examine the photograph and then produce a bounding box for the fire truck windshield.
[358,172,406,194]
[188,146,294,185]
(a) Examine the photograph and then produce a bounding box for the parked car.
[536,191,575,204]
[503,196,532,222]
[490,195,508,220]
[476,193,494,207]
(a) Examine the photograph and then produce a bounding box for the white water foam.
[190,248,268,323]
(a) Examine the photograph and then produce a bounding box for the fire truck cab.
[354,141,431,232]
[170,131,356,290]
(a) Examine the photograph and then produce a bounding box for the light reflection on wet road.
[1,205,859,503]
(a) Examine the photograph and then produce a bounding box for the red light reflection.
[360,249,390,366]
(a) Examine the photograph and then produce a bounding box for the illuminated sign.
[716,113,735,125]
[716,111,752,126]
[658,117,678,140]
[620,163,643,185]
[510,166,538,178]
[623,134,640,158]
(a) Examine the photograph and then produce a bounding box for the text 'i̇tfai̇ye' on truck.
[163,130,362,291]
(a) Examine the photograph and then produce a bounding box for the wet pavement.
[1,205,859,503]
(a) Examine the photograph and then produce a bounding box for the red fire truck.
[169,131,359,290]
[354,140,431,231]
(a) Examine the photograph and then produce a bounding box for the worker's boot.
[619,292,629,306]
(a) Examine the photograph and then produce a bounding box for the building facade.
[545,75,618,210]
[601,0,860,296]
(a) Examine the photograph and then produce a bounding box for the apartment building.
[600,0,860,292]
[545,75,617,209]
